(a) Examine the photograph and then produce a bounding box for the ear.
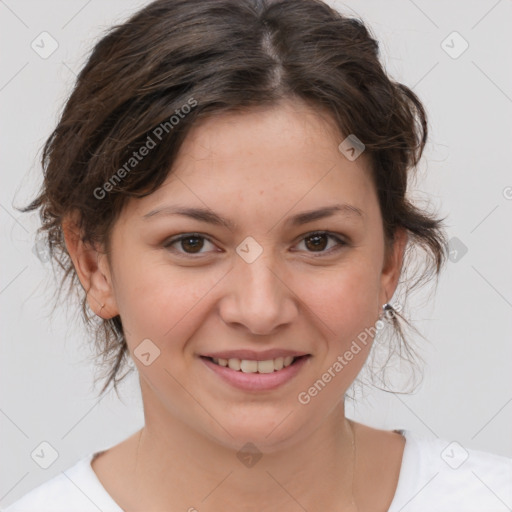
[62,214,119,319]
[379,227,408,306]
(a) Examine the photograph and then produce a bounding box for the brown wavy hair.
[21,0,446,396]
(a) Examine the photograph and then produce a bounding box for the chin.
[200,412,313,455]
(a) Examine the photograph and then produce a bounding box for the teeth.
[257,360,275,374]
[240,360,258,373]
[211,355,298,373]
[227,358,241,371]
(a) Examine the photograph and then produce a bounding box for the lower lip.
[200,356,310,392]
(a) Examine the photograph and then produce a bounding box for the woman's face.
[97,99,403,451]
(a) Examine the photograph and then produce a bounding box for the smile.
[209,355,297,373]
[200,355,311,391]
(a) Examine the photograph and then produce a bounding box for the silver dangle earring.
[382,302,396,320]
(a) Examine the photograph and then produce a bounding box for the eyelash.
[163,231,347,258]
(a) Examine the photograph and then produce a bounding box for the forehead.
[176,99,354,173]
[130,99,378,221]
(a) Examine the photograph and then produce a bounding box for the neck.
[127,391,358,511]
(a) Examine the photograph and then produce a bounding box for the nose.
[218,253,298,336]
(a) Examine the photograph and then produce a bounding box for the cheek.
[297,259,381,334]
[111,250,225,347]
[290,260,382,393]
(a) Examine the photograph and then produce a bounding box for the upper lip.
[200,349,310,361]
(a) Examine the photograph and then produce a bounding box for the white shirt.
[2,430,511,511]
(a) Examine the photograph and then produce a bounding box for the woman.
[4,0,511,510]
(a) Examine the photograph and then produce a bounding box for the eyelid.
[291,231,348,256]
[163,231,348,257]
[163,232,217,256]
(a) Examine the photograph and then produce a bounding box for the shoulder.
[1,454,122,512]
[388,429,512,512]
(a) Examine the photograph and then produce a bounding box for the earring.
[382,303,396,320]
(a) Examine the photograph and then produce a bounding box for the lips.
[200,349,309,361]
[200,353,311,391]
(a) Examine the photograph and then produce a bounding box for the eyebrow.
[142,203,364,230]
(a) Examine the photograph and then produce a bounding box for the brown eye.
[296,231,346,255]
[164,233,215,255]
[180,236,204,253]
[304,233,329,251]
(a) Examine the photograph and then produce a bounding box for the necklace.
[133,422,360,510]
[347,419,360,511]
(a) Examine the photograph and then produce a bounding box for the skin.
[64,98,407,511]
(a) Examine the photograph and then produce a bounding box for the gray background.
[1,0,511,507]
